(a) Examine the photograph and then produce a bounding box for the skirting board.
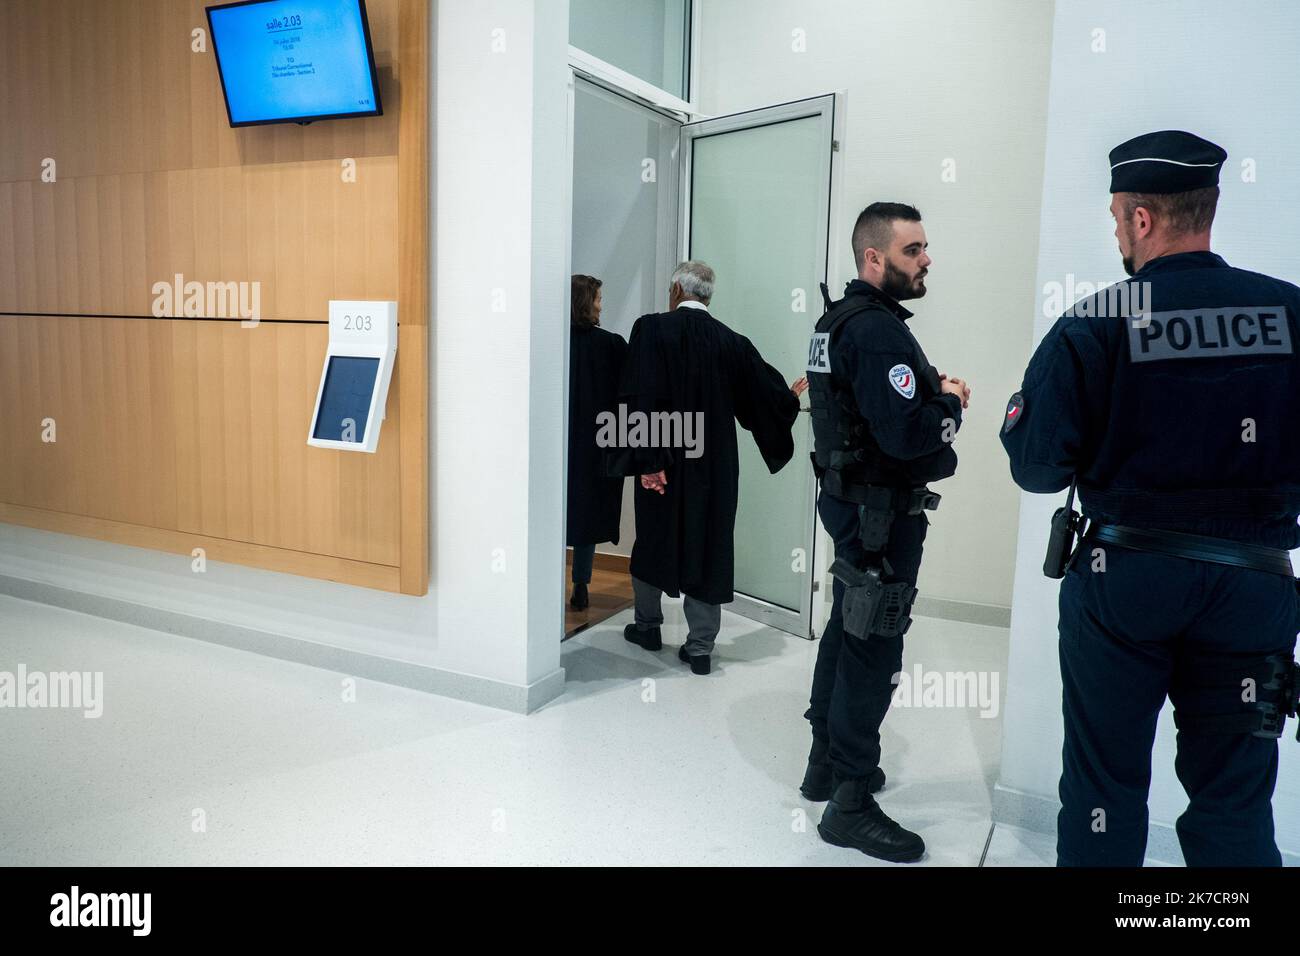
[991,782,1299,867]
[0,573,566,715]
[914,596,1011,629]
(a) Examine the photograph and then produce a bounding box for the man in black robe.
[609,261,805,675]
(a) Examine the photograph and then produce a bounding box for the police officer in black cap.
[801,202,970,862]
[1002,130,1300,866]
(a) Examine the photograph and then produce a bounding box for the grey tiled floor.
[0,593,1019,866]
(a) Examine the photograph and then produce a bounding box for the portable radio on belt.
[1044,478,1084,579]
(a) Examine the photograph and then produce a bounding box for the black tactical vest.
[807,285,914,489]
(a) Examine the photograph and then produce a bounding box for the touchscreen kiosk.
[307,300,397,453]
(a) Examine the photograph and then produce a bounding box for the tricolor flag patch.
[1002,392,1024,434]
[888,364,916,399]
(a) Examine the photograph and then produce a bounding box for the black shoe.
[569,583,589,610]
[623,622,662,651]
[677,645,711,675]
[817,779,924,863]
[800,743,885,802]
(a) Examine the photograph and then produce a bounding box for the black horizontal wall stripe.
[0,311,328,324]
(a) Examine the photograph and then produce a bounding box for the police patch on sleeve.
[1002,392,1024,434]
[807,332,831,372]
[888,364,916,399]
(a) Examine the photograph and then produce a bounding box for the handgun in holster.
[824,485,934,640]
[829,556,919,641]
[1044,477,1084,579]
[1255,654,1300,742]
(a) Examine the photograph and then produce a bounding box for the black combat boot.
[817,779,924,862]
[800,740,886,802]
[623,622,662,651]
[569,582,589,610]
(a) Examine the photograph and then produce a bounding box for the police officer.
[1002,130,1300,867]
[802,202,969,862]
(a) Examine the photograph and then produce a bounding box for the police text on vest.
[1127,307,1292,362]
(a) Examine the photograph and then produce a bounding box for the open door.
[679,94,838,637]
[564,74,683,639]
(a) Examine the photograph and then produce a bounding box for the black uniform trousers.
[806,489,927,781]
[1057,544,1298,867]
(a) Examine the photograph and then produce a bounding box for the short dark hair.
[1120,186,1219,234]
[852,202,922,268]
[571,274,602,328]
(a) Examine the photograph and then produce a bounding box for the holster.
[820,473,941,552]
[820,476,935,639]
[858,485,940,551]
[829,557,919,640]
[1172,654,1300,742]
[1256,654,1299,741]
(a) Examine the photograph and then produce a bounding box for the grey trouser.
[631,575,722,657]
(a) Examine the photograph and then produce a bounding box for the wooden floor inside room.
[563,550,634,639]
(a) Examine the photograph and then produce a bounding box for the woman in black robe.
[566,275,628,610]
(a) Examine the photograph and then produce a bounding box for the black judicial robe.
[567,323,629,546]
[610,305,800,604]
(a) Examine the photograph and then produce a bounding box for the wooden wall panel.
[0,0,400,183]
[0,502,402,592]
[170,320,401,566]
[396,0,428,593]
[0,0,403,321]
[0,0,429,594]
[0,161,399,319]
[0,312,405,572]
[0,315,179,528]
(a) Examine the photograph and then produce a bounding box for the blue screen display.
[207,0,381,126]
[313,356,380,442]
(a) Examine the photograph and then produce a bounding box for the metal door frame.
[678,94,839,638]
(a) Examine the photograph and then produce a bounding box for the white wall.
[0,0,573,711]
[524,1,574,671]
[998,0,1300,861]
[697,0,1055,612]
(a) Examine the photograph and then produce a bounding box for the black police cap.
[1109,130,1227,194]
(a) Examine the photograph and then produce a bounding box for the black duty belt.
[1087,524,1295,578]
[821,471,940,515]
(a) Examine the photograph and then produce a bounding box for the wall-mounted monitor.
[206,0,383,127]
[308,301,397,454]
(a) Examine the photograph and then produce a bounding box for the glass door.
[679,95,837,637]
[563,76,683,638]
